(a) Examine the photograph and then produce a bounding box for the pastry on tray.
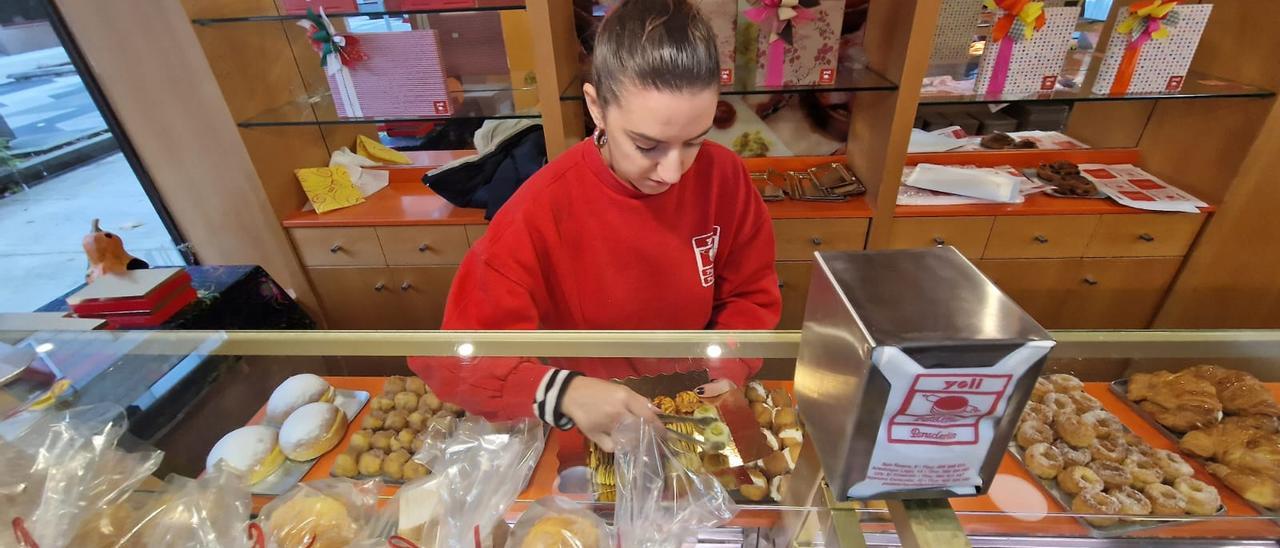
[331,375,464,482]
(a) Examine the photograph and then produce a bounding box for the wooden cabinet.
[977,257,1182,329]
[290,227,385,266]
[775,261,813,330]
[977,259,1077,326]
[464,224,489,247]
[772,218,869,261]
[376,226,470,266]
[887,217,994,258]
[983,215,1099,259]
[307,266,457,329]
[1085,214,1204,258]
[393,266,458,329]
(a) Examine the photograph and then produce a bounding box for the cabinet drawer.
[291,227,385,266]
[376,226,470,266]
[464,224,489,247]
[392,266,458,329]
[976,259,1077,328]
[772,219,868,261]
[887,217,994,258]
[984,215,1099,259]
[775,261,813,330]
[1085,214,1204,258]
[1057,257,1182,329]
[307,267,402,329]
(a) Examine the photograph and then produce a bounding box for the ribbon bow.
[744,0,820,46]
[984,0,1046,43]
[296,8,367,75]
[1117,0,1180,50]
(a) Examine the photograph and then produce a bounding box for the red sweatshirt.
[408,139,781,423]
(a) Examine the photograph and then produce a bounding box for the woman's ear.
[583,83,606,130]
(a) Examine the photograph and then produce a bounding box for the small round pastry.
[745,381,768,403]
[411,430,429,453]
[769,388,794,408]
[740,468,769,501]
[778,427,803,449]
[206,425,285,484]
[1016,421,1053,449]
[1042,393,1076,419]
[1020,401,1054,425]
[1089,460,1133,490]
[1089,438,1128,464]
[1057,465,1104,496]
[770,474,789,502]
[383,449,411,481]
[419,392,443,413]
[279,402,348,461]
[521,515,602,548]
[370,395,395,412]
[761,428,780,451]
[1055,440,1093,467]
[428,411,458,435]
[703,421,731,448]
[693,404,718,420]
[441,402,465,416]
[1081,410,1124,440]
[1024,442,1063,479]
[751,402,774,429]
[1143,483,1187,516]
[761,450,794,478]
[395,428,415,448]
[702,453,730,473]
[1124,454,1164,488]
[1031,377,1053,403]
[370,430,394,451]
[404,376,426,396]
[772,407,799,430]
[674,391,701,414]
[382,376,406,395]
[1048,373,1084,393]
[1072,489,1121,527]
[787,444,801,465]
[1055,415,1097,448]
[266,374,336,426]
[408,411,428,431]
[361,410,386,431]
[384,410,409,431]
[1151,449,1194,480]
[358,449,385,476]
[1109,486,1152,518]
[402,460,429,481]
[653,396,677,415]
[1174,477,1220,515]
[393,391,419,412]
[268,494,357,548]
[1068,391,1103,413]
[331,452,358,478]
[349,429,373,453]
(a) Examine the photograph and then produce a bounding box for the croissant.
[1221,414,1279,434]
[1187,365,1280,417]
[1218,434,1280,482]
[1127,371,1175,402]
[1207,462,1280,510]
[1131,372,1222,433]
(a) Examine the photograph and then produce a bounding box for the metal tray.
[252,388,370,495]
[1008,441,1226,537]
[1109,378,1279,517]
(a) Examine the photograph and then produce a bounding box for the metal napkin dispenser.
[795,247,1054,501]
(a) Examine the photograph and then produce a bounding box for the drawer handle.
[1138,233,1156,242]
[778,280,786,289]
[932,236,946,246]
[373,282,386,292]
[1034,234,1049,244]
[1082,276,1099,286]
[811,237,823,246]
[329,244,343,254]
[401,281,413,291]
[418,243,430,252]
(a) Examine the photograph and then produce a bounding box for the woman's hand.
[561,376,657,452]
[695,379,736,398]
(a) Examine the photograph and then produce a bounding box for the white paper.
[847,342,1054,499]
[898,165,1048,206]
[908,128,967,153]
[906,163,1022,203]
[1077,163,1206,213]
[330,147,390,197]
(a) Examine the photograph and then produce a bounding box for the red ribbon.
[246,523,265,548]
[388,535,420,548]
[11,518,37,548]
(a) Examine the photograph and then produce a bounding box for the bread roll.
[521,515,601,548]
[265,374,334,426]
[268,494,357,548]
[280,402,348,461]
[207,424,285,484]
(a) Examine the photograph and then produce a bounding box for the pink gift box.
[281,0,357,15]
[383,0,477,10]
[738,0,845,87]
[691,0,737,85]
[327,31,454,118]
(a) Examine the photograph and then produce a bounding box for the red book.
[69,269,193,316]
[99,286,198,329]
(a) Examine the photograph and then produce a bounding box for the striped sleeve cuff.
[533,369,581,430]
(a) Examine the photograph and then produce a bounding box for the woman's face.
[585,84,720,195]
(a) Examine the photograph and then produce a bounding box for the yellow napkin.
[295,166,365,213]
[356,135,412,165]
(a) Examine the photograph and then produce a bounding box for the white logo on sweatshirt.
[692,226,721,288]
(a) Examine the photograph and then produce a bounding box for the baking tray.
[251,388,369,495]
[1008,441,1226,537]
[1110,378,1280,517]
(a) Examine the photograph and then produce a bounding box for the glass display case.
[2,328,1279,547]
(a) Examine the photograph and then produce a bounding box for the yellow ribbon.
[1117,0,1177,36]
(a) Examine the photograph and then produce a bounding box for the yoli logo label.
[720,68,733,85]
[433,101,450,115]
[942,378,986,391]
[1040,75,1058,91]
[1166,75,1185,91]
[819,68,835,85]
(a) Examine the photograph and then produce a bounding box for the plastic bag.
[105,464,252,547]
[1,403,163,548]
[613,416,737,548]
[508,496,610,548]
[427,417,545,547]
[256,478,384,548]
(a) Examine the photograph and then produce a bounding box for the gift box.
[1091,3,1212,95]
[928,0,985,70]
[692,0,737,85]
[327,30,454,118]
[974,5,1078,98]
[281,0,357,15]
[383,0,476,10]
[737,0,845,87]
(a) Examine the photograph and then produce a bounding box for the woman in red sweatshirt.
[410,0,781,451]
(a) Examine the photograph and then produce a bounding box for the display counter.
[2,329,1279,547]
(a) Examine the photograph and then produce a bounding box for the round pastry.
[703,421,731,448]
[384,410,409,431]
[979,132,1015,149]
[693,404,718,419]
[370,395,395,412]
[1109,486,1152,517]
[393,391,419,412]
[702,453,729,472]
[402,460,429,481]
[1024,442,1063,479]
[1055,415,1097,448]
[1081,410,1124,440]
[268,494,357,548]
[1173,477,1220,515]
[395,429,415,449]
[265,374,335,426]
[1089,438,1128,464]
[521,515,602,548]
[772,407,799,430]
[331,452,358,478]
[745,381,769,403]
[1072,489,1121,527]
[1124,454,1164,487]
[205,425,285,484]
[408,411,428,431]
[761,428,780,451]
[653,396,677,415]
[1068,391,1103,413]
[1016,420,1053,449]
[383,449,412,481]
[769,388,794,408]
[1031,377,1053,403]
[382,376,406,395]
[361,410,385,431]
[404,376,426,396]
[674,391,701,414]
[279,402,348,461]
[1057,465,1104,496]
[761,450,794,478]
[1042,393,1076,419]
[740,468,769,501]
[1089,461,1133,490]
[358,449,385,476]
[419,392,443,413]
[778,427,803,449]
[349,429,373,453]
[1021,401,1054,425]
[370,430,394,451]
[1055,440,1093,467]
[770,474,789,502]
[1151,449,1194,480]
[1048,374,1084,393]
[751,402,774,429]
[1143,483,1187,516]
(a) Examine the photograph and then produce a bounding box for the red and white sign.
[887,374,1012,446]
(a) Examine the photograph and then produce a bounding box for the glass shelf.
[237,87,540,127]
[559,65,897,100]
[192,3,525,25]
[919,71,1274,106]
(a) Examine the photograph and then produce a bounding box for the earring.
[592,127,608,147]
